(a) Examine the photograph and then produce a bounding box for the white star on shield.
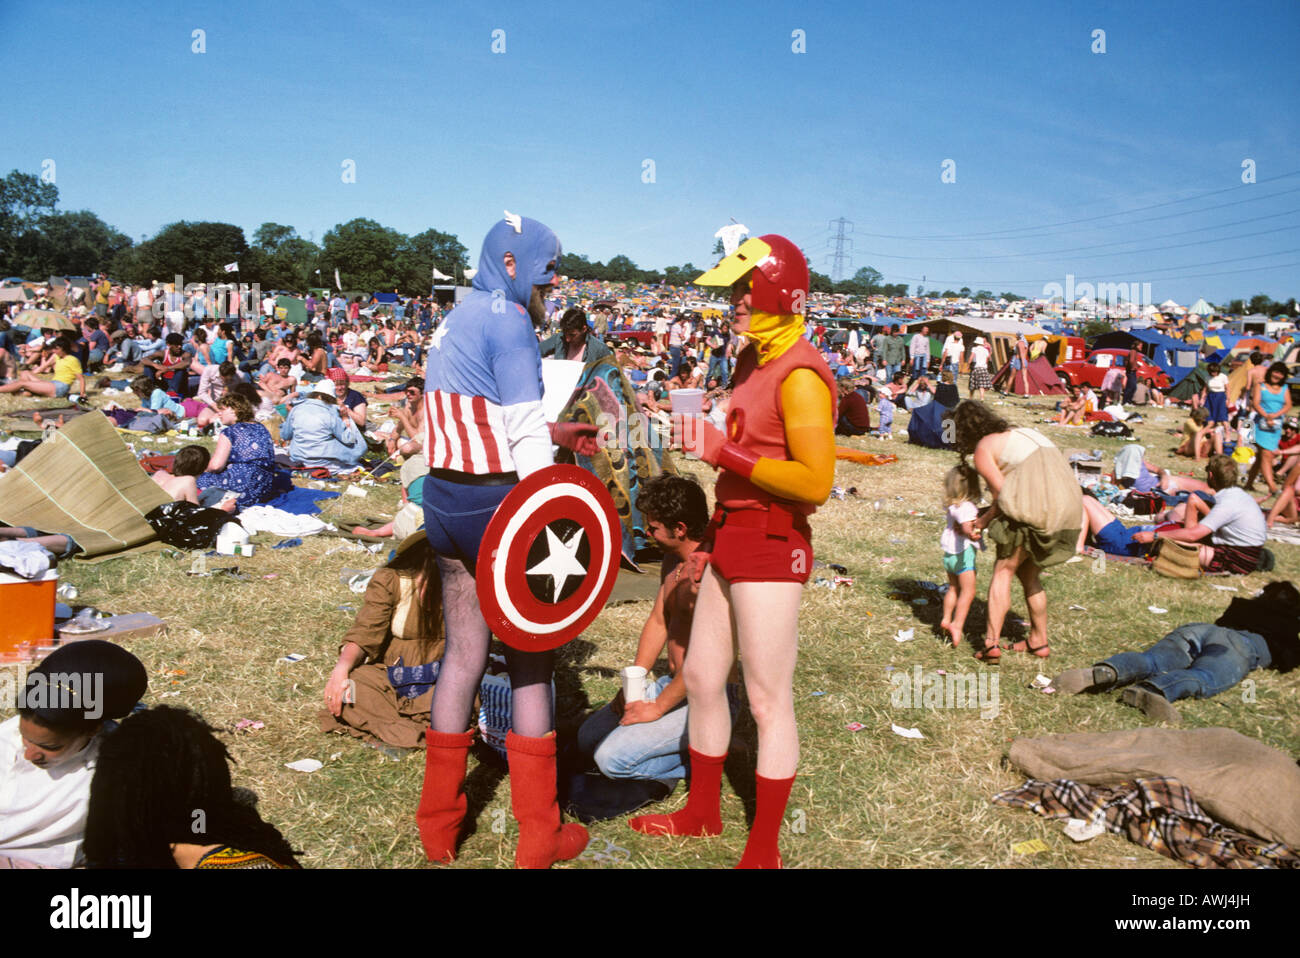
[526,524,588,602]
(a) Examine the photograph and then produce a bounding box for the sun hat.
[310,379,337,400]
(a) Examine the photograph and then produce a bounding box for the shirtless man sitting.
[259,358,299,403]
[575,475,738,798]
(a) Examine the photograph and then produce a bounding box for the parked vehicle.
[1055,348,1171,390]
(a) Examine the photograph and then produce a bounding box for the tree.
[22,210,131,278]
[711,238,725,259]
[248,222,322,291]
[396,228,469,292]
[851,266,882,294]
[117,221,248,286]
[999,291,1025,302]
[605,254,639,282]
[319,218,405,292]
[0,170,59,276]
[1082,319,1114,338]
[974,290,993,302]
[809,269,834,294]
[959,286,972,297]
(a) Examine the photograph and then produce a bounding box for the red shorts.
[708,507,814,584]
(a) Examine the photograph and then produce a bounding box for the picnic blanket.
[262,483,341,515]
[0,410,171,560]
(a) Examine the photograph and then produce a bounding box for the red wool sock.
[629,748,726,837]
[735,773,795,869]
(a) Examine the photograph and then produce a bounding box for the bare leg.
[940,571,958,636]
[681,566,738,758]
[429,555,491,733]
[984,548,1024,653]
[945,569,976,645]
[1011,560,1048,654]
[732,581,804,779]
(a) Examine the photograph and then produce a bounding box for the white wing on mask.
[503,210,523,234]
[714,223,749,257]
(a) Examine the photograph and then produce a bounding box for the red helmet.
[750,234,808,314]
[695,233,808,314]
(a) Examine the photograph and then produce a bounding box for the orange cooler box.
[0,569,58,654]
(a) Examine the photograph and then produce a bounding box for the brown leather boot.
[416,727,474,863]
[506,730,589,869]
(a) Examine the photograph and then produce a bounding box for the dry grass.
[3,379,1297,869]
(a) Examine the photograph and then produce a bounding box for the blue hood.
[472,213,561,307]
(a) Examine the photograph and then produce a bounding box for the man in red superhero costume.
[630,234,837,868]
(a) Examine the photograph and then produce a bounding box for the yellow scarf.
[741,310,805,366]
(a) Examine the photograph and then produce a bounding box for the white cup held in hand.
[621,665,647,703]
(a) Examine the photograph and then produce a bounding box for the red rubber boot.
[505,730,589,869]
[734,773,794,869]
[416,727,474,863]
[629,747,725,837]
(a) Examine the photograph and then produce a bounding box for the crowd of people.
[1,226,1297,872]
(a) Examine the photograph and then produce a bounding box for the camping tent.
[1091,329,1201,386]
[1189,298,1214,316]
[274,295,308,325]
[925,315,1048,370]
[1166,363,1209,402]
[907,397,955,448]
[991,356,1067,395]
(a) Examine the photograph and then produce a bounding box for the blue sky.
[3,0,1297,304]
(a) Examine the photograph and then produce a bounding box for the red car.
[1055,348,1171,390]
[609,321,655,347]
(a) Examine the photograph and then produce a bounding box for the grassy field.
[3,376,1297,869]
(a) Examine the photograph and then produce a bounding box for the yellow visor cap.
[695,237,773,287]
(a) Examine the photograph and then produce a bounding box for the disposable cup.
[621,665,647,703]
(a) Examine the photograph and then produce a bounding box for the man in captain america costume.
[415,211,597,869]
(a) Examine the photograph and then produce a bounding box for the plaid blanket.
[994,776,1299,869]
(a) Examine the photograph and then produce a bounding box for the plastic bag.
[145,501,244,550]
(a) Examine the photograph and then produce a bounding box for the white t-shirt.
[1200,487,1267,547]
[970,344,990,369]
[942,501,979,555]
[0,716,102,867]
[1206,373,1229,393]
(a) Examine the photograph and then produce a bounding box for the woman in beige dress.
[321,534,444,749]
[949,401,1082,661]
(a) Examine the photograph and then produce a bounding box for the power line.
[828,217,853,282]
[855,169,1300,241]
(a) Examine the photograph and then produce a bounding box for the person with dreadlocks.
[0,641,147,868]
[415,213,598,869]
[84,706,300,868]
[630,234,836,868]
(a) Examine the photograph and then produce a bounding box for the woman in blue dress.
[1248,361,1293,495]
[196,393,276,510]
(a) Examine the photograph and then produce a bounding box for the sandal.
[1011,639,1051,658]
[974,641,1001,662]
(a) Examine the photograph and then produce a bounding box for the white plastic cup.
[621,665,647,703]
[668,388,704,416]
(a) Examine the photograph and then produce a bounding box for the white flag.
[463,267,477,281]
[223,262,239,273]
[432,267,452,281]
[714,223,749,257]
[334,268,342,291]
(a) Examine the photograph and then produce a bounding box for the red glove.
[549,421,601,456]
[673,414,759,477]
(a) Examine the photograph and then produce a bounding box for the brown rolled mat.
[0,409,171,559]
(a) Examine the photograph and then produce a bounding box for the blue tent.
[907,397,955,449]
[1091,329,1201,385]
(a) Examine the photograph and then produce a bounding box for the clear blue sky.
[3,0,1297,304]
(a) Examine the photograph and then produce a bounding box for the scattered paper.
[845,722,866,732]
[1148,606,1168,614]
[285,759,323,773]
[1065,555,1083,564]
[1063,818,1106,842]
[345,485,368,498]
[894,629,915,643]
[235,719,265,731]
[1211,585,1238,592]
[279,653,307,664]
[810,691,827,696]
[1011,838,1049,855]
[1030,674,1053,689]
[890,724,924,739]
[1068,604,1087,611]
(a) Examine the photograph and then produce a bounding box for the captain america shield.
[476,464,622,651]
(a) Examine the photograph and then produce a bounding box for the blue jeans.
[1102,623,1271,702]
[576,678,741,785]
[911,356,926,378]
[669,345,683,377]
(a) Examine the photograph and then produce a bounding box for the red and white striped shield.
[476,465,622,651]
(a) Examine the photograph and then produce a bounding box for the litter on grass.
[285,759,323,773]
[845,722,866,732]
[891,724,924,739]
[279,653,307,664]
[894,629,915,642]
[1063,818,1106,842]
[1148,606,1168,614]
[1011,838,1049,856]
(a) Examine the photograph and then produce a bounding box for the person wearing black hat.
[0,640,147,868]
